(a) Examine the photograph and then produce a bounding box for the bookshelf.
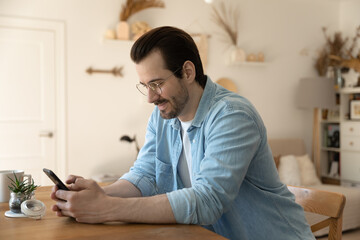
[320,87,360,187]
[320,120,340,183]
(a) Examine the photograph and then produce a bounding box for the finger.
[66,175,83,184]
[73,178,97,190]
[65,175,84,184]
[55,199,68,210]
[50,190,57,201]
[68,182,85,191]
[55,201,75,218]
[52,205,64,217]
[50,185,59,200]
[55,200,74,218]
[52,204,60,211]
[55,189,74,201]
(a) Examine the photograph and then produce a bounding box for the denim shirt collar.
[170,76,215,130]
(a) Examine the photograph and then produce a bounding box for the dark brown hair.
[130,26,206,88]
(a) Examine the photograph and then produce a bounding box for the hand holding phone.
[43,168,69,191]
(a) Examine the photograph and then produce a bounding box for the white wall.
[340,0,360,46]
[0,0,346,179]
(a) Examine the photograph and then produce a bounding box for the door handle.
[39,131,53,138]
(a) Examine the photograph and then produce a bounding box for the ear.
[182,60,196,82]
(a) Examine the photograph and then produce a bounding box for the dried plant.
[322,27,348,67]
[211,1,239,47]
[323,25,360,74]
[120,0,165,21]
[315,27,349,76]
[346,25,360,58]
[315,49,328,77]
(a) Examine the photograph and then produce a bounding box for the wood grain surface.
[1,186,226,239]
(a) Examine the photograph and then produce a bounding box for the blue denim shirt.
[121,77,315,240]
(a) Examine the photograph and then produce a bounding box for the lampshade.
[296,77,337,109]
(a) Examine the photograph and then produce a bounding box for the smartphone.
[43,168,69,191]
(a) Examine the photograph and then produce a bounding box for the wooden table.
[0,186,226,239]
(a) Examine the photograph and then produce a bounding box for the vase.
[230,47,246,64]
[9,192,33,213]
[116,21,130,40]
[334,67,344,89]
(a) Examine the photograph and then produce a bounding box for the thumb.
[70,178,97,191]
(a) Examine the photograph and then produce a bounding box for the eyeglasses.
[136,68,182,96]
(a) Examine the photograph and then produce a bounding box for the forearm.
[107,193,176,224]
[103,179,142,198]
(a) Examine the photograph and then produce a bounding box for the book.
[327,124,340,148]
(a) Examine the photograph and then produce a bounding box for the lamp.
[120,135,140,156]
[296,77,337,177]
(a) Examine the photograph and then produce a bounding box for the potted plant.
[8,173,39,213]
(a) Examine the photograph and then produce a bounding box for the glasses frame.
[136,67,182,96]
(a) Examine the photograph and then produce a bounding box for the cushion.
[278,155,302,186]
[296,154,321,186]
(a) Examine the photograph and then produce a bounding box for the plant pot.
[9,192,33,213]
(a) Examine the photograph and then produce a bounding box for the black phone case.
[43,168,69,191]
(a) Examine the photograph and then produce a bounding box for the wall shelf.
[321,119,340,124]
[321,147,340,152]
[340,87,360,94]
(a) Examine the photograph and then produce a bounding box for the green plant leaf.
[7,172,39,195]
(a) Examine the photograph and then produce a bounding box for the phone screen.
[43,168,69,191]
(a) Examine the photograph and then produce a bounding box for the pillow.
[278,155,302,186]
[295,154,321,186]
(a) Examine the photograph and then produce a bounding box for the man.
[51,26,315,240]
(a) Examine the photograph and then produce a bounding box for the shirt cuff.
[120,172,156,197]
[166,188,197,224]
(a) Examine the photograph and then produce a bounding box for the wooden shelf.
[321,176,341,185]
[321,147,340,152]
[321,119,340,124]
[340,87,360,94]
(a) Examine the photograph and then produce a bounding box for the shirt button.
[192,139,195,143]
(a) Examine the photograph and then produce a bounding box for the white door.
[0,17,64,186]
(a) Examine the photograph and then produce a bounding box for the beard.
[155,80,189,119]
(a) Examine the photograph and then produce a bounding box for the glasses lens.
[136,84,148,96]
[149,83,162,95]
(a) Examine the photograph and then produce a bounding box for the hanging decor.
[86,66,124,77]
[211,1,265,65]
[115,0,165,40]
[211,1,238,48]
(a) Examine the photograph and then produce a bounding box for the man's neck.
[178,83,204,122]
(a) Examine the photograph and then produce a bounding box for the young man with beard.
[51,26,315,240]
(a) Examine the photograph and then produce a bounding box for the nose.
[147,88,159,103]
